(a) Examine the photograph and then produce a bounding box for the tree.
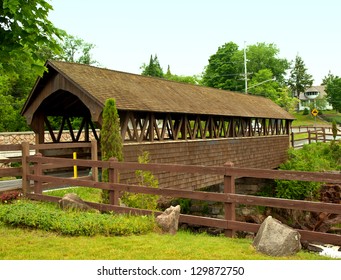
[164,65,200,85]
[248,69,298,112]
[0,0,65,132]
[287,55,313,97]
[55,34,97,65]
[100,98,123,203]
[202,42,289,92]
[325,75,341,112]
[141,54,164,77]
[0,0,64,74]
[202,41,242,91]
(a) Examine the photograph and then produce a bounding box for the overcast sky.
[49,0,341,85]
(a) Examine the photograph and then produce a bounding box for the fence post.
[108,157,119,205]
[91,140,98,182]
[291,132,295,148]
[21,142,30,195]
[322,128,326,143]
[224,161,236,238]
[33,153,43,194]
[308,130,311,144]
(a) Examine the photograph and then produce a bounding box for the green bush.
[0,200,155,236]
[276,142,341,200]
[121,152,160,211]
[302,108,309,115]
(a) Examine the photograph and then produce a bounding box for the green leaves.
[0,200,155,236]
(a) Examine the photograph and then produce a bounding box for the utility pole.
[244,41,248,94]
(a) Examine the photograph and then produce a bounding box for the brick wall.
[121,135,290,190]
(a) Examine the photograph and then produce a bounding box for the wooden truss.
[44,116,99,143]
[120,111,290,143]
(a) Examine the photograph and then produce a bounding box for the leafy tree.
[0,0,64,74]
[202,41,289,92]
[287,55,313,97]
[164,65,200,85]
[324,74,341,112]
[248,69,298,112]
[246,43,289,83]
[202,41,242,91]
[0,0,65,132]
[141,54,164,77]
[55,34,97,65]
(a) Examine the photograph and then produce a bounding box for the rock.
[59,193,92,211]
[253,216,301,256]
[156,205,181,235]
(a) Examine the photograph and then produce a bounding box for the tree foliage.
[100,98,123,163]
[54,34,97,65]
[0,0,64,74]
[0,0,65,132]
[201,41,242,91]
[324,73,341,112]
[141,54,164,77]
[164,65,200,85]
[287,55,313,97]
[202,42,289,92]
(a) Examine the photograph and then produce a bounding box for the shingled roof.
[22,60,294,121]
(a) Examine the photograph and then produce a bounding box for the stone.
[156,205,181,235]
[59,193,92,211]
[253,216,301,256]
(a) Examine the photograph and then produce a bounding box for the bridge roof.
[22,60,294,122]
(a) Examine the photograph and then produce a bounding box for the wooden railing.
[24,153,341,245]
[0,141,97,192]
[291,126,341,148]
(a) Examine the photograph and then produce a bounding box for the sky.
[49,0,341,85]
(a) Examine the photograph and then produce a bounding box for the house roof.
[299,85,327,100]
[22,60,294,121]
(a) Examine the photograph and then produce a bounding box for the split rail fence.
[1,141,341,245]
[291,126,341,149]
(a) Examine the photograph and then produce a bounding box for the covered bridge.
[21,60,294,190]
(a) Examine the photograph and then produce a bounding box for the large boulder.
[59,193,93,211]
[253,216,301,256]
[156,205,181,235]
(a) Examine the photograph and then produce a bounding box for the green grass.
[44,186,102,202]
[292,112,328,126]
[0,221,333,260]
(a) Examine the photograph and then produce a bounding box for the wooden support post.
[108,157,119,205]
[224,161,236,238]
[21,142,30,195]
[33,153,43,194]
[91,140,98,182]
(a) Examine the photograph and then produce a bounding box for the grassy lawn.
[0,222,332,260]
[292,110,341,127]
[291,112,328,127]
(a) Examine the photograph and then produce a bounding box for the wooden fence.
[25,152,341,245]
[1,141,341,245]
[291,126,341,149]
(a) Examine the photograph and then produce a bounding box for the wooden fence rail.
[291,127,341,148]
[25,153,341,245]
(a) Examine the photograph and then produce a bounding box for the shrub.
[0,200,155,236]
[276,142,341,200]
[0,191,21,204]
[121,152,160,210]
[302,108,309,115]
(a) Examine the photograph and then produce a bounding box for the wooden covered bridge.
[21,60,294,190]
